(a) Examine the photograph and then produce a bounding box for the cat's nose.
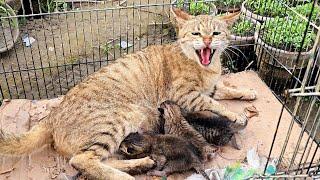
[203,37,212,47]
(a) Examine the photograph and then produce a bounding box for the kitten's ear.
[216,11,240,26]
[171,7,193,28]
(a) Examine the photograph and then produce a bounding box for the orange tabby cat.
[0,8,256,179]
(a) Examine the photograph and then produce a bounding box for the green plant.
[245,0,288,17]
[102,43,112,56]
[261,17,316,51]
[0,2,18,29]
[41,0,68,13]
[18,17,27,26]
[190,1,210,15]
[176,0,212,15]
[231,17,254,36]
[177,0,184,8]
[287,3,320,24]
[216,0,244,8]
[101,43,121,56]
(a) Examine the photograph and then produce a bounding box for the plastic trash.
[48,47,54,51]
[247,148,278,175]
[119,41,133,49]
[247,148,260,169]
[187,148,278,180]
[224,162,256,180]
[22,35,36,47]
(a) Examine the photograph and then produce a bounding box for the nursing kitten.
[186,111,247,149]
[158,100,217,161]
[159,101,247,150]
[186,105,258,149]
[0,8,256,179]
[119,132,210,180]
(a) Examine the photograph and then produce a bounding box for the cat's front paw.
[142,156,156,168]
[234,114,248,127]
[240,89,257,100]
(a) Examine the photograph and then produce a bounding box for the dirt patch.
[0,0,175,99]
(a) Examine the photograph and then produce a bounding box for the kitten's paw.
[240,89,257,100]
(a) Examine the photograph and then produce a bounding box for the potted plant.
[222,15,260,72]
[172,0,217,16]
[241,0,288,22]
[255,17,316,90]
[230,15,260,44]
[215,0,244,13]
[287,3,320,25]
[288,3,320,82]
[0,0,19,53]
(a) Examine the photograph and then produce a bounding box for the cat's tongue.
[200,48,211,66]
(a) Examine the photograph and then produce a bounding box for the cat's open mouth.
[196,48,215,66]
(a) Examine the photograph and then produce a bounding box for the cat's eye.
[192,32,201,36]
[127,147,135,154]
[212,31,221,35]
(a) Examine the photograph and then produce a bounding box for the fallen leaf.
[244,105,259,118]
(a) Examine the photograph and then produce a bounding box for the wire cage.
[0,0,320,178]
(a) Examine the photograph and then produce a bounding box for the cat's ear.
[171,7,193,28]
[216,11,240,26]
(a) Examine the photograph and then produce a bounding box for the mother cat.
[0,9,256,179]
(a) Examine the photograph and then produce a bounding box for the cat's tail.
[0,120,52,156]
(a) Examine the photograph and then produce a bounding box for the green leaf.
[231,17,255,36]
[262,17,316,50]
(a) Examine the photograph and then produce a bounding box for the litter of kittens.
[186,148,278,180]
[0,71,319,180]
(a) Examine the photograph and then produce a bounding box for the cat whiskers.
[222,49,232,62]
[225,47,240,57]
[221,49,236,71]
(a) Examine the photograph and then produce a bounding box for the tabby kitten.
[185,109,247,150]
[158,100,216,161]
[0,8,256,180]
[119,132,210,180]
